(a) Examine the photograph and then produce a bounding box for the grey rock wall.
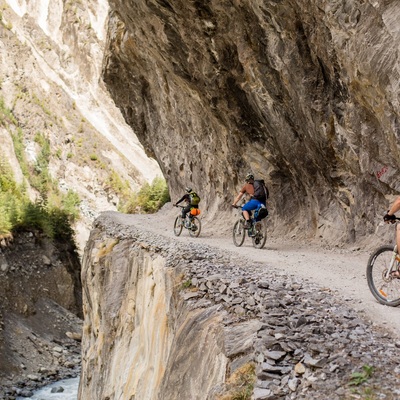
[79,212,400,399]
[102,0,400,245]
[80,215,230,399]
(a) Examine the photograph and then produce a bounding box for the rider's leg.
[242,199,260,226]
[396,224,400,255]
[242,210,250,221]
[182,205,191,221]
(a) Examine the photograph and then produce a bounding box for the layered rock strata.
[102,0,400,245]
[80,211,400,399]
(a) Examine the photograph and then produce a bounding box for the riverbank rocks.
[0,231,82,400]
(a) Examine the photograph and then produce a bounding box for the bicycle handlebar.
[385,217,400,223]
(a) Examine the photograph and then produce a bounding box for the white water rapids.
[17,377,79,400]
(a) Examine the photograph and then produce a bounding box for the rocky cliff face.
[80,216,229,399]
[102,0,400,245]
[0,0,161,250]
[0,1,163,396]
[79,212,400,399]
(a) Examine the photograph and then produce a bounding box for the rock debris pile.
[172,248,400,399]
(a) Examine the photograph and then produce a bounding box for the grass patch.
[349,365,374,386]
[181,279,192,289]
[218,363,256,400]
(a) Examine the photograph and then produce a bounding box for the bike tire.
[174,216,183,236]
[252,221,267,249]
[189,217,201,238]
[366,245,400,307]
[233,220,245,247]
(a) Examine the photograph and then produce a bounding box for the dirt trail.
[121,209,400,339]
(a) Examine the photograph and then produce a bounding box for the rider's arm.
[388,196,400,216]
[175,194,188,205]
[232,190,245,206]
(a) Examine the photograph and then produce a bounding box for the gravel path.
[117,208,400,339]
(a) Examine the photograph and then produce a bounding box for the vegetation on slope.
[0,92,169,241]
[0,99,79,241]
[122,176,170,214]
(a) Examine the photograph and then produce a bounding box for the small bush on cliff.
[217,363,256,400]
[123,177,170,214]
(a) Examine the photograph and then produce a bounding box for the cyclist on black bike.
[173,187,201,220]
[232,173,267,228]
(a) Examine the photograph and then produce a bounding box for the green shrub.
[48,207,76,242]
[123,177,170,214]
[0,99,79,245]
[0,194,12,234]
[0,97,17,126]
[0,155,79,243]
[17,201,53,237]
[107,170,131,200]
[61,190,81,221]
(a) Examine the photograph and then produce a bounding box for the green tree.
[123,177,170,214]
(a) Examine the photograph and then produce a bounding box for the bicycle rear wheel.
[233,220,245,247]
[174,216,183,236]
[252,221,267,249]
[189,217,201,238]
[366,245,400,306]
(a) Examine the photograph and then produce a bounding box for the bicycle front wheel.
[174,216,183,236]
[233,220,245,247]
[252,221,267,249]
[189,217,201,238]
[366,245,400,306]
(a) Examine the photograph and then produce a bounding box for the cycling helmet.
[245,173,254,182]
[185,187,192,193]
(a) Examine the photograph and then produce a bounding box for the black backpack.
[253,179,269,202]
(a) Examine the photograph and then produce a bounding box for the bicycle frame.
[383,219,400,279]
[175,205,193,224]
[232,205,267,248]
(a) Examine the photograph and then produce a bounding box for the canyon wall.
[80,216,230,399]
[79,212,400,399]
[102,0,400,245]
[0,0,161,250]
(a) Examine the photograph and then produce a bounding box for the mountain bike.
[232,205,267,249]
[367,218,400,306]
[173,205,201,238]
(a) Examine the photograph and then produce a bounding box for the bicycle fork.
[236,220,243,234]
[384,245,399,280]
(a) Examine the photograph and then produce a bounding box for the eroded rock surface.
[80,211,400,399]
[103,0,400,246]
[0,232,82,399]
